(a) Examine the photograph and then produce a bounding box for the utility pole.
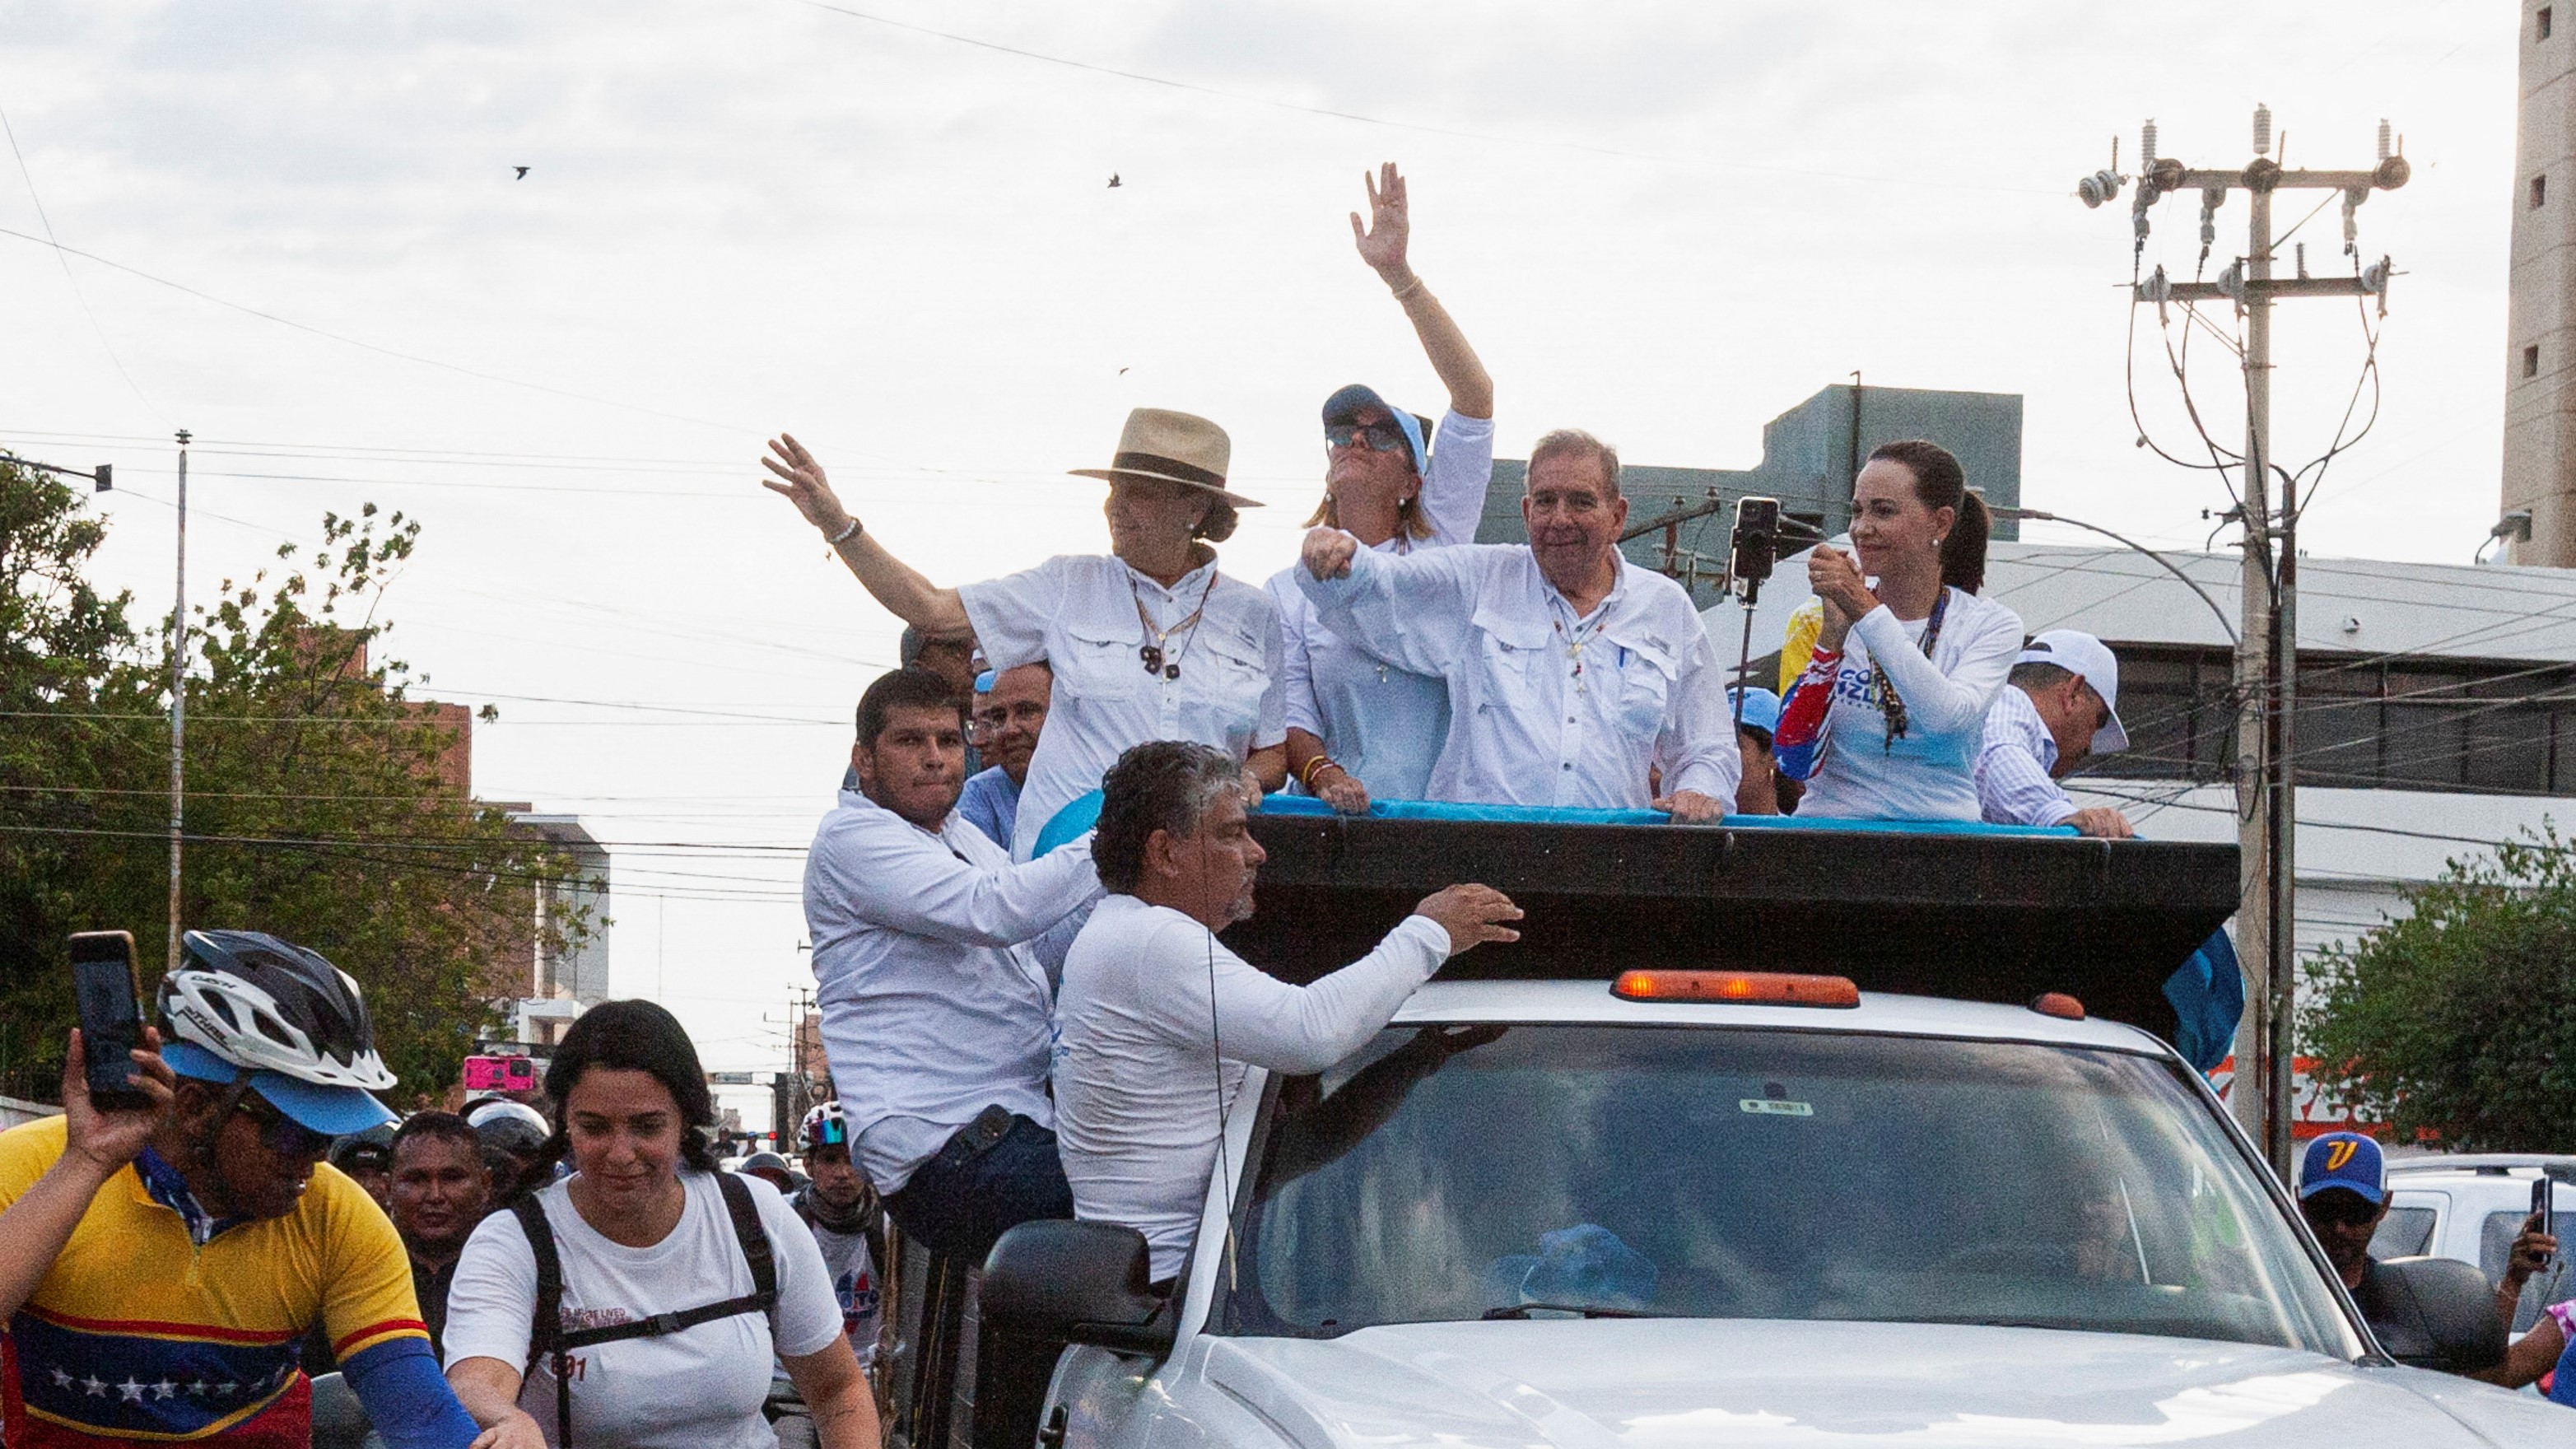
[169,430,191,976]
[2080,109,2405,1178]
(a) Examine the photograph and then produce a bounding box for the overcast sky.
[0,2,2529,1107]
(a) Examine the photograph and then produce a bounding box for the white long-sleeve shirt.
[1051,894,1451,1279]
[803,789,1100,1193]
[1264,410,1495,803]
[961,553,1286,860]
[1976,683,2080,827]
[1787,589,2025,822]
[1294,543,1738,809]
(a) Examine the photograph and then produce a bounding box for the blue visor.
[162,1041,398,1137]
[1322,384,1428,473]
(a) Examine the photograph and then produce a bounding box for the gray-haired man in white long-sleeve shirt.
[1053,741,1523,1283]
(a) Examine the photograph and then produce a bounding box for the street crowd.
[1,162,2569,1449]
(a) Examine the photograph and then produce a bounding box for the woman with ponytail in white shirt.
[1772,440,2024,822]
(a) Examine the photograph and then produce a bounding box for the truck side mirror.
[982,1220,1176,1355]
[2368,1256,2506,1372]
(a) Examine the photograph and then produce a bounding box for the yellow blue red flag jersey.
[0,1115,428,1448]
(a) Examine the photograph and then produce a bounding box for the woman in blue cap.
[1268,161,1497,813]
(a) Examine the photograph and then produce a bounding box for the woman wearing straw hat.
[764,408,1285,860]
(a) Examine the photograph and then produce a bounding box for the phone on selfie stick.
[69,931,148,1110]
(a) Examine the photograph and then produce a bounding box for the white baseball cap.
[2015,630,2128,755]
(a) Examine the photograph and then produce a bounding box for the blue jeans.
[883,1113,1072,1264]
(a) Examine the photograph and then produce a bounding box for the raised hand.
[761,434,855,538]
[61,1026,175,1175]
[1349,161,1411,280]
[1412,883,1523,955]
[1302,526,1361,581]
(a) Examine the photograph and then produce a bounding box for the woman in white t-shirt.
[443,1001,876,1449]
[1772,440,2024,822]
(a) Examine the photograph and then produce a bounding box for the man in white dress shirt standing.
[802,668,1100,1264]
[1974,629,2135,838]
[1295,429,1737,821]
[1053,741,1523,1284]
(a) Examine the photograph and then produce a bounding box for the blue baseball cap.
[974,670,996,694]
[2298,1130,2387,1204]
[1728,687,1782,738]
[1321,384,1428,473]
[162,1039,398,1137]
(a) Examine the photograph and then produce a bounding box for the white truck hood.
[1198,1319,2563,1447]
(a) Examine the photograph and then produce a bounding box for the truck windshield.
[1230,1024,2352,1355]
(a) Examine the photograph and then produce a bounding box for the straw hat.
[1069,408,1263,509]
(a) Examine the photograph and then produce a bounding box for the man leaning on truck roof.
[1052,739,1524,1285]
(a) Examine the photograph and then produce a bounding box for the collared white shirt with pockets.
[962,553,1286,860]
[802,790,1098,1193]
[1297,544,1739,809]
[1265,410,1496,803]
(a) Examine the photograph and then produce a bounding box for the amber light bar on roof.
[1611,970,1861,1009]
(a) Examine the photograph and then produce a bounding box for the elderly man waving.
[1297,429,1737,820]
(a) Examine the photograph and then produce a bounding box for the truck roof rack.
[1230,804,2239,1050]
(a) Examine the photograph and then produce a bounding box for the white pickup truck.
[985,974,2569,1449]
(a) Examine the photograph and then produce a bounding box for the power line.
[0,96,162,422]
[0,224,746,436]
[790,0,2061,197]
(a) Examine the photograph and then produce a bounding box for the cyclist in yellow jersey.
[0,931,481,1449]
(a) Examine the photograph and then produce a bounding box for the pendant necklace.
[1132,567,1219,681]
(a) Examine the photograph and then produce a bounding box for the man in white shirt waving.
[802,668,1100,1265]
[1053,741,1522,1284]
[1297,429,1737,821]
[1975,630,2136,838]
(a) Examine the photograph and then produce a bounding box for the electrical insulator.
[2377,119,2392,163]
[2199,188,2224,249]
[2216,259,2245,301]
[2138,266,2173,303]
[2341,189,2363,254]
[2077,169,2123,208]
[2140,119,2158,170]
[2253,104,2272,156]
[2360,257,2392,294]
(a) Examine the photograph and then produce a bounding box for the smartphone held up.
[68,930,148,1109]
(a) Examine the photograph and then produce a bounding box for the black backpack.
[511,1172,778,1448]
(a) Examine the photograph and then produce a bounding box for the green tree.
[2305,830,2576,1151]
[0,464,595,1107]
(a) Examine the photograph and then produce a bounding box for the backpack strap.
[716,1171,780,1312]
[510,1195,575,1449]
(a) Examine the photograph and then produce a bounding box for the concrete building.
[1474,381,2024,608]
[488,811,613,1046]
[2502,0,2576,562]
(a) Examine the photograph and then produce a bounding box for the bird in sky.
[514,166,529,179]
[1106,173,1120,188]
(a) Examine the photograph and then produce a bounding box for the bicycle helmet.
[800,1101,852,1154]
[157,930,398,1136]
[465,1098,553,1156]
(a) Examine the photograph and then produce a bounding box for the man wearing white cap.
[1974,629,2134,837]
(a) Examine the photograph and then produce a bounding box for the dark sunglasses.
[236,1089,335,1158]
[2304,1192,2380,1228]
[1325,422,1410,454]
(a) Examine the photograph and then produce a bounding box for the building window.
[2545,7,2557,40]
[2529,344,2545,379]
[2536,175,2551,210]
